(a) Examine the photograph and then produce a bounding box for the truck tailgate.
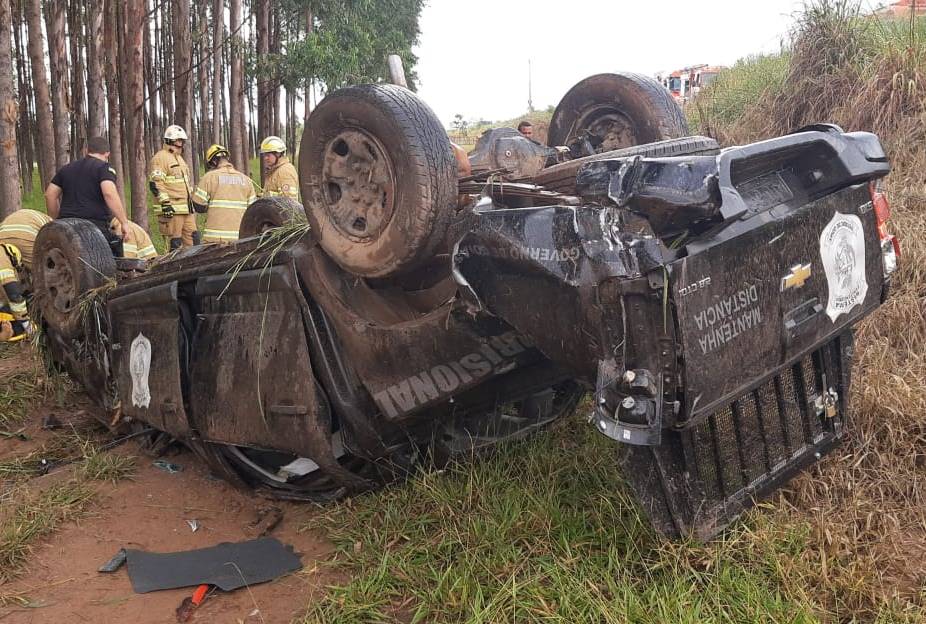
[672,183,884,423]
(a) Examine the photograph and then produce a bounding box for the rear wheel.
[238,197,307,239]
[32,218,116,338]
[300,84,457,278]
[548,72,689,152]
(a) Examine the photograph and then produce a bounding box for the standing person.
[150,125,199,250]
[259,136,299,200]
[44,136,130,257]
[192,144,256,244]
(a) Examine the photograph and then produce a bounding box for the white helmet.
[259,135,287,155]
[164,125,188,142]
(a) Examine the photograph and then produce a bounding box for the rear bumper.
[617,332,852,540]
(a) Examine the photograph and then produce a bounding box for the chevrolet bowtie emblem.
[781,263,812,291]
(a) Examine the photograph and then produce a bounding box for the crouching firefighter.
[0,243,30,342]
[192,144,256,244]
[150,125,199,250]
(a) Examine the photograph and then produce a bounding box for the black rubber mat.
[125,537,302,593]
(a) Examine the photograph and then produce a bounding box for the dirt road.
[0,344,338,624]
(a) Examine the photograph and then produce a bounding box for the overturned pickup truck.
[33,72,898,539]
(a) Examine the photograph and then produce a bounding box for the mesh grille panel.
[684,342,842,513]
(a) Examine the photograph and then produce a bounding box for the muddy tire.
[238,197,307,238]
[299,84,456,278]
[32,218,115,339]
[533,135,720,194]
[547,72,689,152]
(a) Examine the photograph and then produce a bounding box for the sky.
[413,0,817,126]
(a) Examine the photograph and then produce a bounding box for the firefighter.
[0,209,52,342]
[259,136,299,200]
[192,144,256,244]
[0,243,28,341]
[149,125,198,250]
[110,218,157,260]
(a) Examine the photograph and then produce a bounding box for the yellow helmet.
[1,243,21,269]
[205,144,229,164]
[259,136,287,155]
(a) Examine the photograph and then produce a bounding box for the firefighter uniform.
[110,219,157,260]
[263,156,299,200]
[0,209,51,272]
[149,125,198,249]
[193,162,256,244]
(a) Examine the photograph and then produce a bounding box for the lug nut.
[598,420,608,431]
[622,370,636,384]
[621,397,636,410]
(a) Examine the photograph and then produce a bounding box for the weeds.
[0,481,94,583]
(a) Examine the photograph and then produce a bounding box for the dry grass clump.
[696,1,926,617]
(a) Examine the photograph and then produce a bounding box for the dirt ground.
[0,348,339,624]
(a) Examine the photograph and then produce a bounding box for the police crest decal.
[820,212,868,322]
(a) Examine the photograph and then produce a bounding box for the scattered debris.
[186,519,200,533]
[244,506,283,537]
[98,548,127,573]
[125,537,302,593]
[152,460,182,474]
[41,414,63,430]
[175,584,210,622]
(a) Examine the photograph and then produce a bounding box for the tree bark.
[172,0,192,171]
[13,0,33,195]
[85,0,105,137]
[212,0,222,145]
[125,0,147,227]
[103,0,124,198]
[228,0,245,172]
[0,0,21,217]
[23,0,54,188]
[45,0,70,167]
[196,0,209,159]
[255,0,269,142]
[68,0,86,155]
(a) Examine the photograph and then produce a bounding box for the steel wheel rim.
[576,107,637,152]
[321,128,397,242]
[43,247,78,315]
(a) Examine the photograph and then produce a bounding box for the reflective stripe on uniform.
[9,300,26,315]
[0,268,16,284]
[202,229,239,240]
[136,244,157,259]
[194,187,209,202]
[0,224,40,237]
[209,199,249,210]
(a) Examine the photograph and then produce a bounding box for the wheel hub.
[321,129,396,241]
[43,247,77,314]
[579,109,637,152]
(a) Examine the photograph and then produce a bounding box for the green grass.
[297,410,863,624]
[0,368,39,430]
[0,481,94,583]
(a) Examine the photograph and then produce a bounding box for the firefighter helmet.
[259,136,287,155]
[1,243,21,269]
[164,125,188,142]
[205,144,229,165]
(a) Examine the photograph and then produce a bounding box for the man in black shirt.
[44,136,130,256]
